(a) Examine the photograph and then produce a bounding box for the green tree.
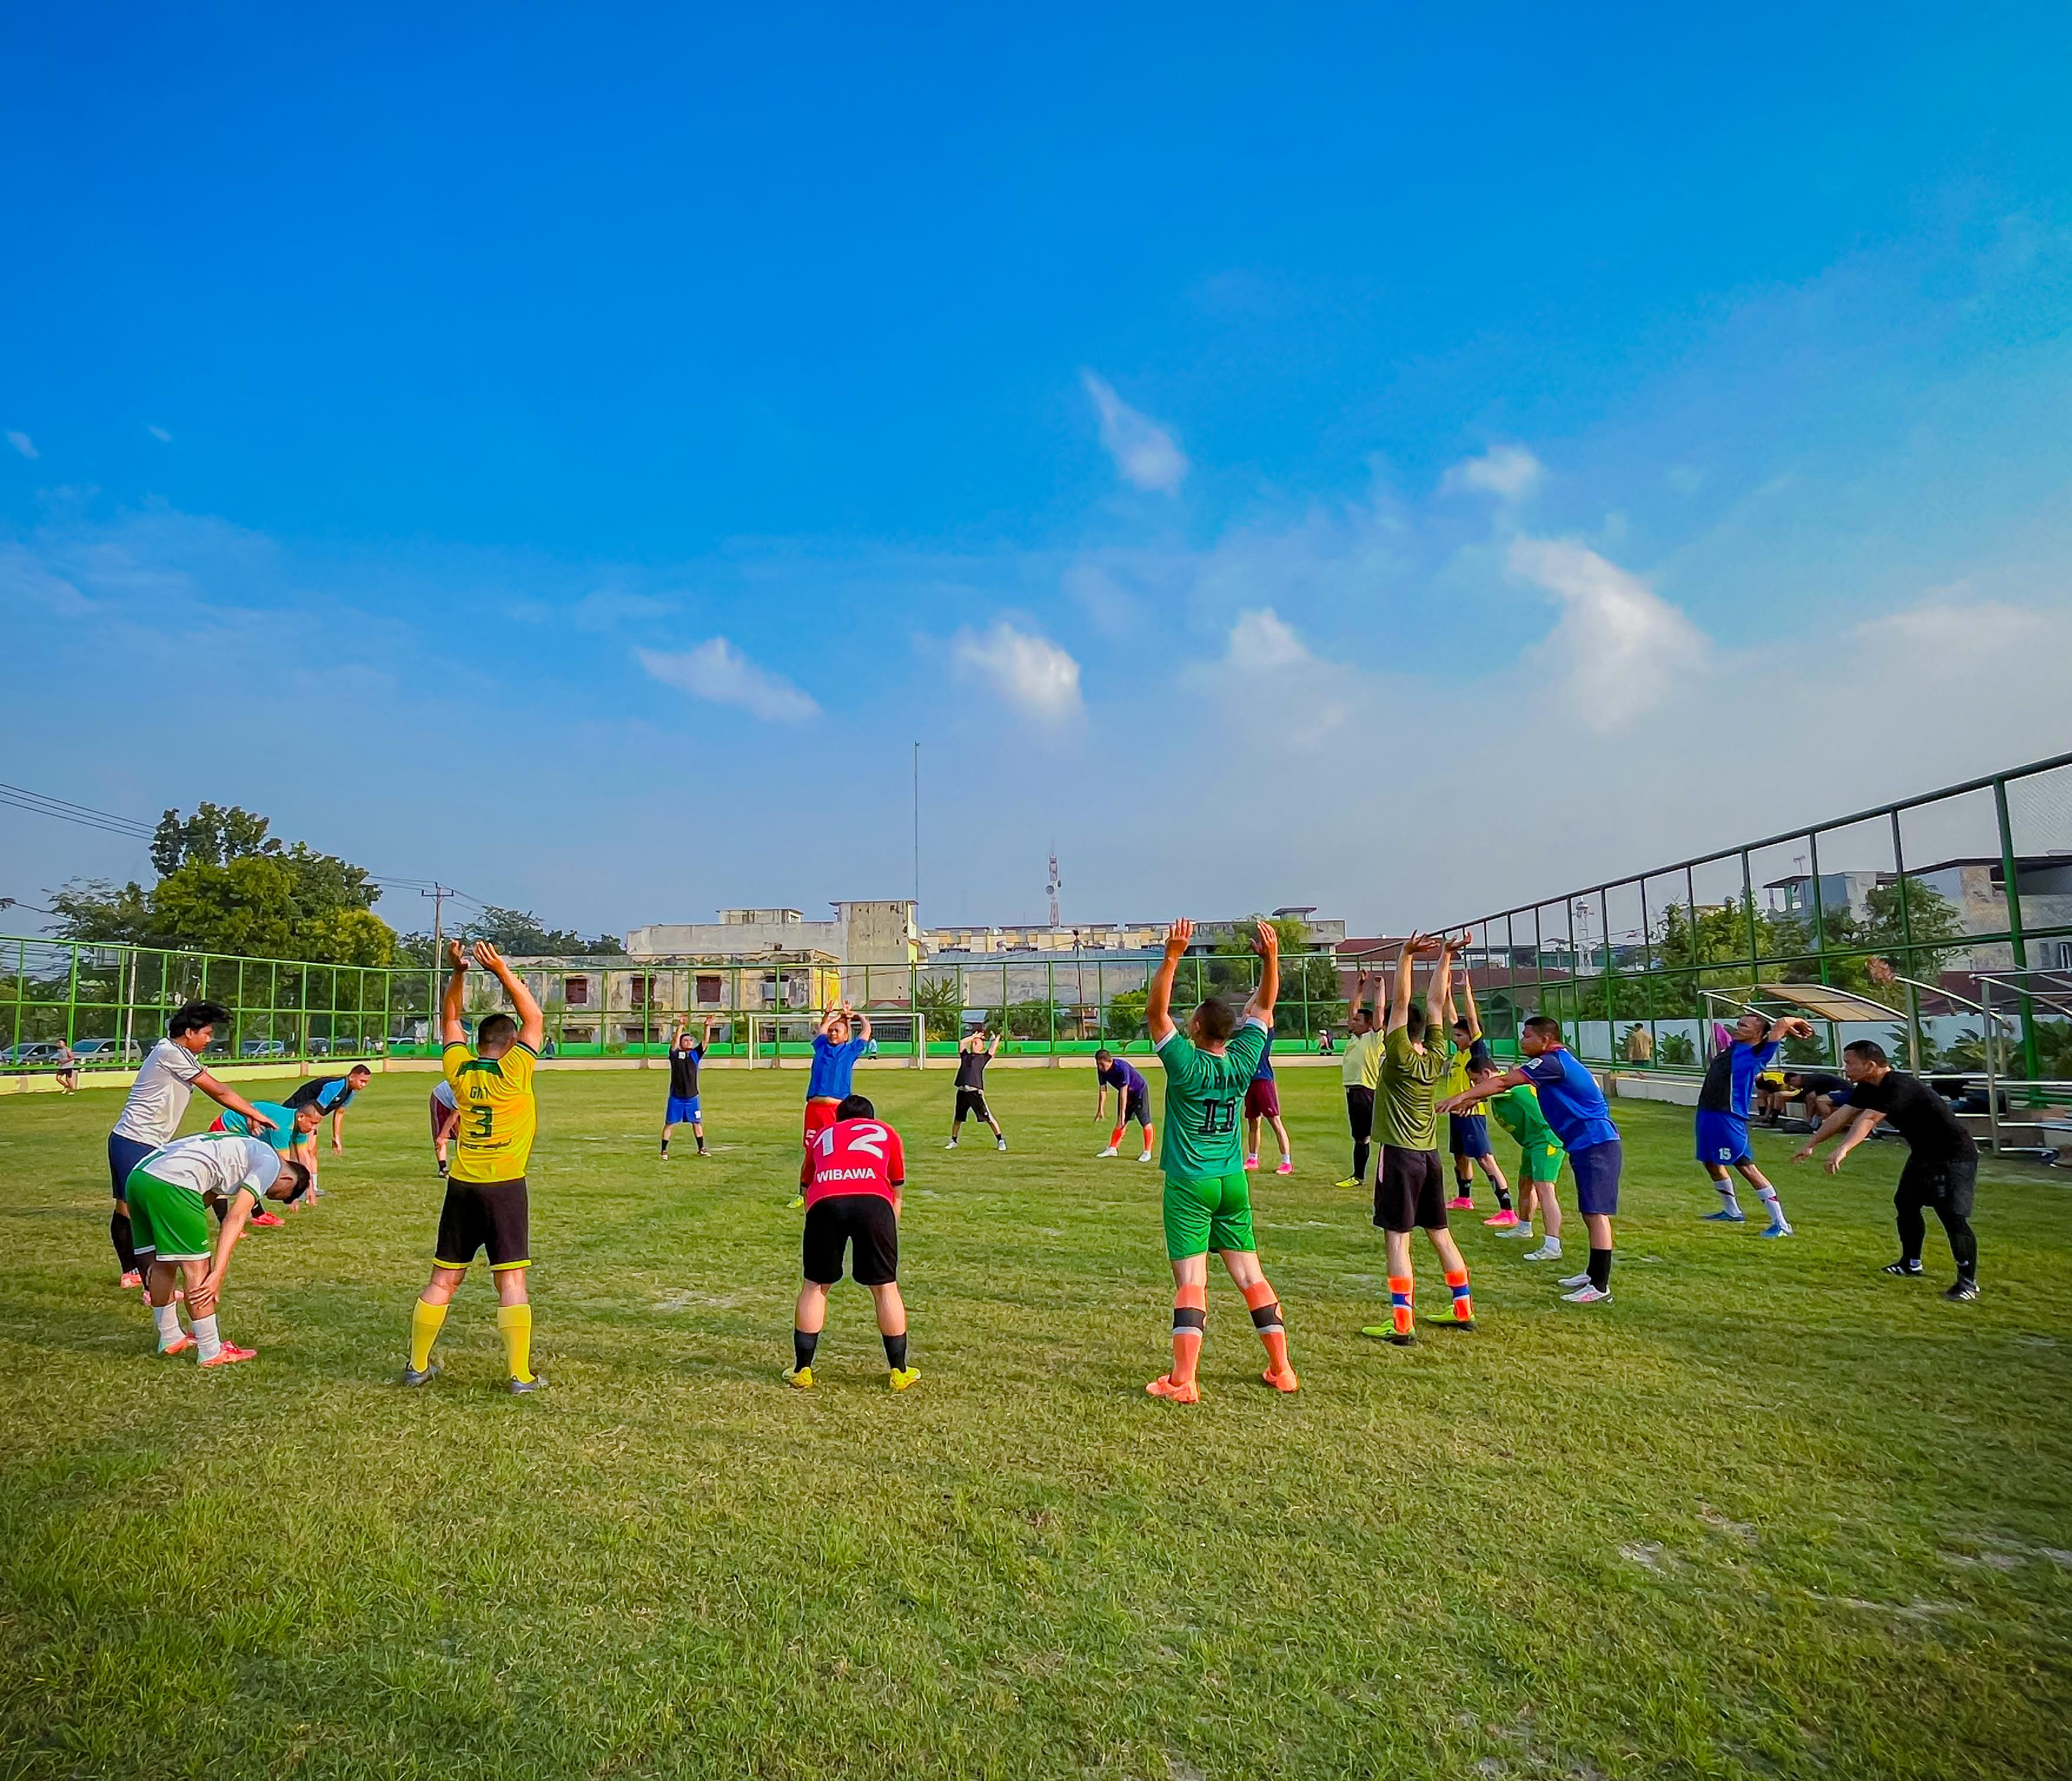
[459,906,624,955]
[1103,989,1148,1042]
[912,975,965,1042]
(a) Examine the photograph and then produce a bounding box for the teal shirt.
[217,1101,304,1154]
[1154,1019,1269,1180]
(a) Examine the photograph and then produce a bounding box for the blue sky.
[5,4,2071,935]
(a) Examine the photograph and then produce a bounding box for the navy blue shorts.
[1447,1113,1492,1159]
[108,1131,155,1201]
[1571,1138,1623,1216]
[1694,1111,1751,1168]
[665,1095,702,1125]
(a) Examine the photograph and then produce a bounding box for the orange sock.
[1110,1124,1126,1148]
[1241,1277,1291,1375]
[1446,1267,1473,1322]
[1388,1274,1414,1336]
[1169,1282,1206,1385]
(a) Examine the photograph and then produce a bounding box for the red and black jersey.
[804,1116,906,1208]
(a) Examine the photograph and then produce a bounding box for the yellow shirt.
[1340,1028,1384,1090]
[442,1040,540,1183]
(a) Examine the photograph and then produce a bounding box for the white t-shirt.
[432,1078,457,1110]
[112,1038,206,1144]
[135,1133,279,1205]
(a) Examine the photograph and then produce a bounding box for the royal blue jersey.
[807,1032,867,1101]
[1519,1047,1620,1151]
[1697,1038,1780,1117]
[1251,1032,1275,1082]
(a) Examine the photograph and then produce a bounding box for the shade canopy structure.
[1698,983,1911,1024]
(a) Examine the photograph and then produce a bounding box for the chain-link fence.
[1413,751,2072,1111]
[2,940,1352,1074]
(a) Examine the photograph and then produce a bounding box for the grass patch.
[2,1064,2068,1778]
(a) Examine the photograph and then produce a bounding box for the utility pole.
[422,885,453,1044]
[912,741,921,917]
[1047,846,1061,932]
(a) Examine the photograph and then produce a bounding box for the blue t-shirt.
[287,1075,357,1115]
[1519,1047,1620,1151]
[1099,1057,1147,1095]
[807,1032,866,1101]
[1697,1039,1781,1118]
[1251,1032,1275,1082]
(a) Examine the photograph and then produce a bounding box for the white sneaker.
[944,1139,959,1149]
[1136,1150,1154,1163]
[1557,1271,1592,1290]
[1097,1146,1120,1158]
[1561,1283,1612,1305]
[1523,1242,1562,1262]
[995,1137,1007,1151]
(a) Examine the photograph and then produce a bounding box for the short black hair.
[347,1062,372,1078]
[478,1012,518,1049]
[1093,1047,1112,1062]
[279,1160,314,1203]
[1452,1015,1471,1035]
[169,1000,229,1039]
[1523,1014,1564,1041]
[1844,1039,1888,1066]
[836,1093,874,1120]
[1404,1001,1427,1041]
[1194,998,1236,1044]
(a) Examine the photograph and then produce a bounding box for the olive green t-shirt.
[1154,1019,1269,1180]
[1375,1025,1448,1151]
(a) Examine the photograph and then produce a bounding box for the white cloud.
[1227,607,1315,671]
[1441,443,1543,501]
[951,621,1083,723]
[1507,535,1709,729]
[147,425,173,443]
[1082,370,1188,494]
[6,431,37,460]
[636,639,820,723]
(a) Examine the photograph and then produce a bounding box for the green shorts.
[1162,1172,1255,1259]
[125,1167,213,1263]
[1519,1141,1564,1185]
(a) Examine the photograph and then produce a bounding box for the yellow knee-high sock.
[497,1302,534,1383]
[410,1297,449,1371]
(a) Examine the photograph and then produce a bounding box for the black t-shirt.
[954,1045,990,1090]
[1793,1072,1845,1098]
[1848,1069,1974,1160]
[286,1075,356,1114]
[668,1043,704,1099]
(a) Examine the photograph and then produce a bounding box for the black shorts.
[1896,1148,1978,1220]
[435,1177,531,1271]
[803,1193,899,1287]
[1375,1146,1448,1233]
[1123,1086,1151,1127]
[1345,1086,1374,1141]
[954,1087,992,1122]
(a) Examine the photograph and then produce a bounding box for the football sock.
[1109,1124,1126,1150]
[191,1313,223,1363]
[1755,1183,1786,1224]
[497,1303,534,1384]
[883,1330,908,1370]
[153,1302,183,1349]
[1279,1147,1292,1165]
[1494,1183,1514,1212]
[1242,1278,1291,1374]
[1388,1274,1414,1338]
[695,1135,707,1154]
[793,1328,820,1372]
[1446,1267,1473,1322]
[661,1137,670,1156]
[409,1298,449,1372]
[111,1209,137,1276]
[1353,1138,1371,1181]
[1715,1181,1742,1214]
[1170,1282,1206,1386]
[1587,1248,1613,1293]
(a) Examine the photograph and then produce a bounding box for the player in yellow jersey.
[400,941,547,1393]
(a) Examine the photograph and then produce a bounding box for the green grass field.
[2,1063,2069,1780]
